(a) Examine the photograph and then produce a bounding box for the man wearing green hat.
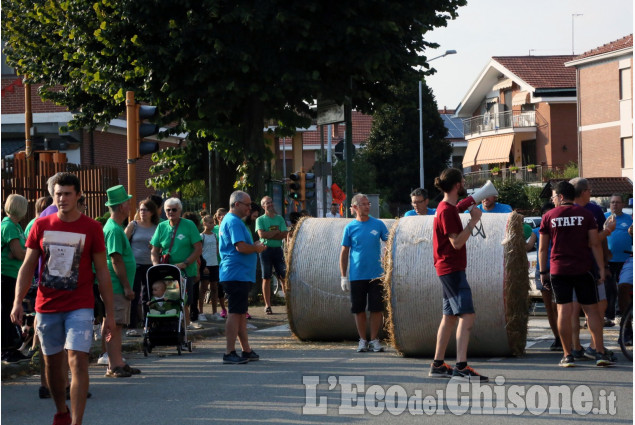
[102,185,140,378]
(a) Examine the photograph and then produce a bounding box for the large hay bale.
[385,211,529,357]
[286,218,395,341]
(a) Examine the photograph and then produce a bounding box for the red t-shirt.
[539,205,597,275]
[433,201,466,276]
[27,213,106,313]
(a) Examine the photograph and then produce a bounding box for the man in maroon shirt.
[429,168,487,382]
[539,181,613,367]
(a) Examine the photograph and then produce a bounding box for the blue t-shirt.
[341,217,389,281]
[533,227,552,277]
[476,202,512,213]
[219,212,257,283]
[605,212,633,263]
[404,208,436,217]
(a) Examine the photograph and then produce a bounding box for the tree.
[363,76,452,204]
[2,0,467,201]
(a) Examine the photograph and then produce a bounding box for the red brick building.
[455,56,578,174]
[565,34,633,180]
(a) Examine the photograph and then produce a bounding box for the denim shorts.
[36,308,94,355]
[260,247,286,280]
[439,270,475,316]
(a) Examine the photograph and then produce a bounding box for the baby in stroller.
[147,279,180,316]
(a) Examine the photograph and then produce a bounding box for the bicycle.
[619,302,632,361]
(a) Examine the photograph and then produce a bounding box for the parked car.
[527,250,541,300]
[523,216,541,229]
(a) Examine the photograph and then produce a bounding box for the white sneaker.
[187,322,202,330]
[211,313,224,321]
[197,314,208,322]
[357,339,368,353]
[97,353,109,365]
[368,339,384,352]
[246,323,257,330]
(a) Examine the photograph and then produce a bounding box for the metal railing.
[464,165,560,190]
[463,110,536,137]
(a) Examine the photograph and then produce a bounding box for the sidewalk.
[1,303,288,380]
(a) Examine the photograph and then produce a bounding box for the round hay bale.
[286,217,395,341]
[385,211,529,357]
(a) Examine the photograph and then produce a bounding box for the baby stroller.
[142,264,192,356]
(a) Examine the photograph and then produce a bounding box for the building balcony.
[463,110,535,138]
[464,165,561,190]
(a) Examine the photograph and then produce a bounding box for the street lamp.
[420,49,457,188]
[571,14,583,55]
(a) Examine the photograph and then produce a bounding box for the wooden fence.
[1,155,119,227]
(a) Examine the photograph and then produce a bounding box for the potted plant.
[509,166,519,173]
[527,164,536,172]
[491,166,500,176]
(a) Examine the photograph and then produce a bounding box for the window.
[622,137,633,169]
[620,68,632,101]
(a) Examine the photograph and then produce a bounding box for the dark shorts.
[220,281,251,314]
[551,272,599,305]
[350,279,385,314]
[184,276,195,306]
[439,270,475,316]
[260,247,286,280]
[202,265,220,282]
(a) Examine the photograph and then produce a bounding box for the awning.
[486,97,498,104]
[512,91,530,106]
[493,78,513,91]
[474,134,514,165]
[462,138,482,168]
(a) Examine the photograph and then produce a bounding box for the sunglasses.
[165,208,179,213]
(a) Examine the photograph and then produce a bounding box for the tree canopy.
[2,0,466,198]
[363,77,453,205]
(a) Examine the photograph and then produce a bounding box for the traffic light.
[304,172,315,200]
[288,172,301,200]
[137,105,159,157]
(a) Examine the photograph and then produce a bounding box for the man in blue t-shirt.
[404,188,435,217]
[219,191,266,365]
[476,195,512,213]
[605,194,633,322]
[340,194,389,353]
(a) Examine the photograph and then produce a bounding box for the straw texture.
[286,218,395,341]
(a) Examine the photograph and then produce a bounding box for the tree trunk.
[242,95,266,201]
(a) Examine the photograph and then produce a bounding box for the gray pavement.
[1,305,633,424]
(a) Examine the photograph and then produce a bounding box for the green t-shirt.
[151,218,202,277]
[255,214,287,248]
[24,217,36,239]
[1,217,26,278]
[104,218,137,294]
[523,223,533,240]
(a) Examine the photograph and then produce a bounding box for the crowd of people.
[1,169,632,424]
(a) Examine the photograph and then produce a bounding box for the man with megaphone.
[428,168,488,382]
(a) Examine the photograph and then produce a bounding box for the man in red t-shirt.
[538,181,613,368]
[11,172,115,425]
[429,168,487,382]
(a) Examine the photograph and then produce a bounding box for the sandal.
[125,329,140,337]
[105,366,132,378]
[265,307,272,315]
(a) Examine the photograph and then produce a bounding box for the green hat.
[105,185,132,206]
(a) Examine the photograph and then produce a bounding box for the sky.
[424,0,634,110]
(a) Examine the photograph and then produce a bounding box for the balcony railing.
[463,110,535,137]
[464,165,561,190]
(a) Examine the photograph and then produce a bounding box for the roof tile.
[492,56,576,89]
[575,34,633,60]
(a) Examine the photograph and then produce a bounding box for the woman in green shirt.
[2,194,28,361]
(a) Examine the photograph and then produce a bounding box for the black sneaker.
[570,348,587,360]
[39,386,51,399]
[1,349,30,364]
[223,351,248,364]
[451,366,489,383]
[559,355,575,367]
[549,339,563,352]
[596,352,616,367]
[428,362,453,378]
[241,350,260,362]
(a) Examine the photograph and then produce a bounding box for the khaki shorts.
[113,293,131,326]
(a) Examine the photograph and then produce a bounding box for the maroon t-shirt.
[27,213,106,313]
[539,205,597,275]
[433,201,466,276]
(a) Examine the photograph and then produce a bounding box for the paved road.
[2,309,632,424]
